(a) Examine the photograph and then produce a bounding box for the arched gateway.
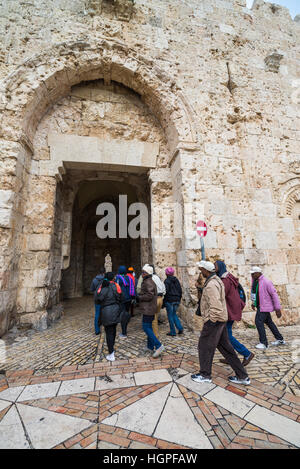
[0,40,200,334]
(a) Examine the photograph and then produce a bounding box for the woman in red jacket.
[215,261,254,367]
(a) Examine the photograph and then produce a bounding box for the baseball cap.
[142,264,153,275]
[250,266,262,274]
[196,261,215,272]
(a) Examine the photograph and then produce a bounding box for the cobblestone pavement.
[0,297,299,449]
[1,297,299,396]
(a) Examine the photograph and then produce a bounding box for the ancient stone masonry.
[0,0,299,336]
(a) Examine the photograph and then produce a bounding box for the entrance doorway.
[60,171,152,299]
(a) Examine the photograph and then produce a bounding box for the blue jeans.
[165,302,183,336]
[94,304,101,334]
[142,319,161,351]
[226,320,250,358]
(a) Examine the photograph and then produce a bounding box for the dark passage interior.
[60,173,152,299]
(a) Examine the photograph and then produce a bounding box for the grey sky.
[246,0,299,19]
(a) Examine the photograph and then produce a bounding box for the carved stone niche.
[264,52,284,73]
[86,0,103,15]
[114,0,134,21]
[86,0,134,21]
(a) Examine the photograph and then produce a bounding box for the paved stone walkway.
[0,297,299,449]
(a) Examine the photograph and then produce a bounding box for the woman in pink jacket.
[250,266,285,350]
[215,261,255,367]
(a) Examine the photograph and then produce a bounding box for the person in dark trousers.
[90,267,105,335]
[115,266,132,338]
[96,272,123,362]
[139,264,165,358]
[250,266,285,350]
[215,260,255,367]
[191,261,250,386]
[127,267,137,317]
[163,267,184,336]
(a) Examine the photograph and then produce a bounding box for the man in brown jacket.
[139,264,165,358]
[191,261,250,385]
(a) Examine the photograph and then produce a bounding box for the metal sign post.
[196,220,207,261]
[200,237,206,261]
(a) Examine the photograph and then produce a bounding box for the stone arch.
[0,39,197,334]
[279,178,300,216]
[0,39,199,155]
[285,188,300,217]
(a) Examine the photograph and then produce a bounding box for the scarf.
[215,260,227,278]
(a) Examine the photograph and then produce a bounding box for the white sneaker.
[191,374,212,383]
[153,345,165,358]
[119,334,127,339]
[106,352,115,361]
[255,343,268,350]
[271,340,285,346]
[228,376,251,386]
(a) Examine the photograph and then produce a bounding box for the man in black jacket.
[90,267,105,335]
[163,267,184,336]
[96,272,122,362]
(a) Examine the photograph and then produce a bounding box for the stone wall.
[0,0,299,335]
[16,80,175,325]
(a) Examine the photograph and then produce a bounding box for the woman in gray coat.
[97,272,123,362]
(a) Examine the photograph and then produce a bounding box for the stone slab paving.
[0,356,299,449]
[17,382,61,402]
[153,383,212,449]
[0,405,31,449]
[134,369,172,386]
[16,403,92,449]
[58,377,96,397]
[95,373,135,391]
[0,297,299,449]
[0,399,10,412]
[204,386,255,418]
[245,405,300,448]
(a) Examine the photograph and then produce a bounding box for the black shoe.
[178,330,184,335]
[167,332,176,336]
[95,332,100,336]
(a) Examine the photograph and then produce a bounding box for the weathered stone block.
[27,234,52,251]
[19,310,48,331]
[286,285,300,308]
[255,232,278,250]
[244,248,266,265]
[0,208,12,228]
[287,265,300,284]
[264,264,288,285]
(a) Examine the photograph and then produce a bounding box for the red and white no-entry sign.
[196,220,207,237]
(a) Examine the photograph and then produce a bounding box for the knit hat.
[105,272,115,281]
[196,260,215,272]
[250,266,262,274]
[165,267,175,276]
[215,260,227,278]
[118,265,127,275]
[142,264,153,275]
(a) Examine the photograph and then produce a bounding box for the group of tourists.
[90,264,183,362]
[192,261,285,386]
[90,260,285,387]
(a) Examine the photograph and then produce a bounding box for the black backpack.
[238,283,246,304]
